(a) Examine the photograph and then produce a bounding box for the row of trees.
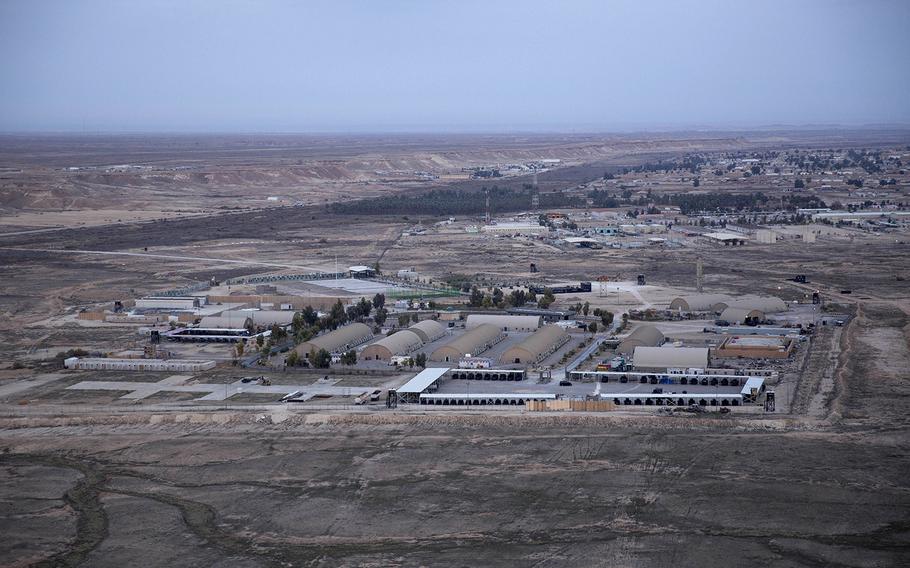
[465,286,558,310]
[328,185,585,217]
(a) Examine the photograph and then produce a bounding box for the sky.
[1,0,909,133]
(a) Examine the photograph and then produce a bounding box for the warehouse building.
[633,346,710,370]
[430,323,506,362]
[407,319,447,343]
[64,357,216,372]
[704,232,748,245]
[199,310,296,330]
[135,296,202,310]
[481,221,548,235]
[465,314,541,332]
[616,325,665,355]
[199,313,252,330]
[249,310,297,327]
[715,335,795,359]
[500,325,570,365]
[296,322,373,358]
[361,330,424,361]
[719,307,764,325]
[668,294,732,313]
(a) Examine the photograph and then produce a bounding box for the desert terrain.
[1,131,909,567]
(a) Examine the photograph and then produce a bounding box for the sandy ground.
[1,133,909,567]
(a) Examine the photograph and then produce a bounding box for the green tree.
[582,301,590,316]
[311,348,331,369]
[482,294,493,308]
[537,288,555,309]
[340,350,357,365]
[469,286,484,307]
[588,321,598,334]
[330,300,347,322]
[270,324,287,342]
[600,310,614,328]
[286,350,299,367]
[415,352,427,367]
[372,293,386,310]
[693,177,700,187]
[794,178,805,189]
[357,297,372,318]
[374,307,388,326]
[398,314,411,327]
[492,288,504,307]
[301,306,319,327]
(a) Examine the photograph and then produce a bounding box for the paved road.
[0,373,68,401]
[66,375,381,402]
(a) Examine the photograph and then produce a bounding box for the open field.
[1,131,909,567]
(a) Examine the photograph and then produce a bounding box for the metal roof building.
[394,367,449,403]
[408,319,447,343]
[668,294,732,313]
[633,346,710,370]
[500,325,570,365]
[361,330,424,361]
[430,323,507,362]
[465,314,541,332]
[296,322,373,357]
[727,296,787,314]
[199,310,295,330]
[199,314,252,330]
[616,325,665,355]
[719,307,764,325]
[248,310,297,327]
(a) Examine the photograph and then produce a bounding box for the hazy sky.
[1,0,909,132]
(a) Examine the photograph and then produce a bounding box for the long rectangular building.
[64,357,216,372]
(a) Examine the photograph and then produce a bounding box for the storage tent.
[719,307,764,325]
[616,325,665,355]
[668,294,731,313]
[726,296,787,314]
[408,319,447,343]
[500,325,570,365]
[296,323,373,357]
[465,314,541,332]
[430,324,506,362]
[361,330,424,361]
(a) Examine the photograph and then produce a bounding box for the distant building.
[64,357,216,372]
[481,222,548,235]
[349,265,376,277]
[465,314,541,332]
